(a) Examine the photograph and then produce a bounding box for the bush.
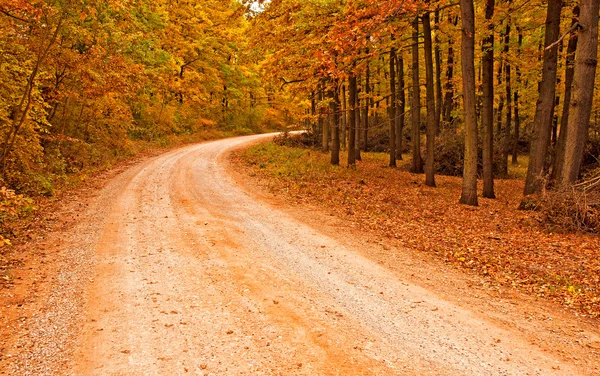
[530,171,600,234]
[433,130,504,177]
[273,131,318,148]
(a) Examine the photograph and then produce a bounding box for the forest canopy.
[0,0,293,196]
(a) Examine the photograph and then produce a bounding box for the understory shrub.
[534,171,600,234]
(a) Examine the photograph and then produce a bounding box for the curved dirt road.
[6,134,590,375]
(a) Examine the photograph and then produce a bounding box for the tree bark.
[512,28,523,165]
[397,54,406,160]
[355,82,362,161]
[330,86,340,165]
[558,0,599,185]
[552,6,579,179]
[443,14,458,126]
[411,17,424,173]
[341,85,347,149]
[482,0,496,198]
[495,59,504,137]
[434,10,443,135]
[389,47,398,167]
[459,0,479,206]
[348,75,357,167]
[502,22,512,177]
[317,88,325,148]
[423,12,437,187]
[363,54,370,152]
[321,85,329,153]
[523,0,563,195]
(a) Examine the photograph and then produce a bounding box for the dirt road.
[4,134,597,375]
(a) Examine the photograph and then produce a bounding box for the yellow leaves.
[0,236,10,247]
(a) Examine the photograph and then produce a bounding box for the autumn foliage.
[0,0,288,200]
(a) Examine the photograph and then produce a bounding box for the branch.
[280,77,305,89]
[0,7,29,23]
[545,22,580,51]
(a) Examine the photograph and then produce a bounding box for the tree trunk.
[512,28,523,165]
[495,59,504,137]
[411,17,424,173]
[434,10,443,135]
[321,85,329,153]
[341,85,347,149]
[443,14,457,126]
[356,81,362,161]
[482,0,496,198]
[363,54,370,152]
[523,0,563,195]
[552,6,579,178]
[311,93,316,134]
[502,22,512,177]
[397,54,406,160]
[389,47,398,167]
[558,0,599,185]
[317,89,325,149]
[459,0,479,206]
[348,75,357,167]
[330,86,341,165]
[423,12,436,186]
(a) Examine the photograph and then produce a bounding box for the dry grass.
[239,142,600,318]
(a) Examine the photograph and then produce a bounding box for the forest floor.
[0,133,598,375]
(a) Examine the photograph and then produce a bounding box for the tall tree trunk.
[502,22,512,177]
[397,54,406,160]
[389,47,398,167]
[443,14,458,126]
[330,86,340,165]
[482,0,496,198]
[459,0,479,206]
[495,59,504,137]
[434,10,443,135]
[363,54,370,152]
[558,0,599,185]
[317,88,324,148]
[411,17,424,173]
[342,85,347,149]
[356,81,362,161]
[311,93,316,134]
[512,27,523,165]
[524,0,563,195]
[423,12,437,186]
[348,75,357,167]
[552,6,579,178]
[321,85,329,153]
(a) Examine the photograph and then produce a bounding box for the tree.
[348,75,357,167]
[410,16,424,174]
[481,0,496,198]
[423,12,436,187]
[523,0,563,196]
[396,53,406,160]
[552,6,579,179]
[389,46,398,167]
[557,0,600,185]
[459,0,479,206]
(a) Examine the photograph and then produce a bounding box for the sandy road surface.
[5,134,595,375]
